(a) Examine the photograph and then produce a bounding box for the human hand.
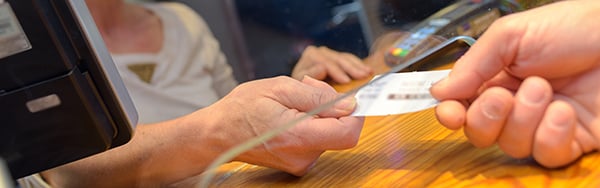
[430,0,600,168]
[291,45,372,84]
[198,76,363,176]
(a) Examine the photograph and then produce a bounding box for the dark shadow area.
[233,0,457,79]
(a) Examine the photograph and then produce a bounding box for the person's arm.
[40,76,363,187]
[40,112,222,187]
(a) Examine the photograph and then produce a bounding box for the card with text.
[351,70,450,116]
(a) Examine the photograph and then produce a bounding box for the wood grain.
[203,108,600,187]
[196,33,600,187]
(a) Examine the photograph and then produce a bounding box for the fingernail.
[335,96,357,112]
[481,96,506,120]
[549,104,572,128]
[432,77,449,88]
[550,113,570,128]
[520,78,547,105]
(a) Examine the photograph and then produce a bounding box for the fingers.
[314,46,371,81]
[435,100,467,130]
[299,76,357,117]
[307,46,349,83]
[300,116,364,150]
[295,46,372,83]
[438,77,586,167]
[269,76,356,117]
[533,100,582,168]
[276,112,363,176]
[333,51,372,80]
[497,77,553,158]
[298,65,327,81]
[464,87,514,148]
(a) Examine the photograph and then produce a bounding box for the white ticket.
[351,70,450,116]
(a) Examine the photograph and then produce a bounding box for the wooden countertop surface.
[199,34,600,187]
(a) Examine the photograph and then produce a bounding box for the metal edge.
[65,0,138,130]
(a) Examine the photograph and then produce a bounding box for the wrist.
[177,107,238,164]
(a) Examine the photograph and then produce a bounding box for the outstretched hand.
[430,0,600,167]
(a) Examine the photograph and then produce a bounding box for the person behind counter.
[85,0,372,124]
[431,0,600,168]
[18,0,372,187]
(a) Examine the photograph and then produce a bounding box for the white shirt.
[113,2,238,124]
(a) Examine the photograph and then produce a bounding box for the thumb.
[431,17,523,100]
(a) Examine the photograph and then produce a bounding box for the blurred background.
[132,0,557,82]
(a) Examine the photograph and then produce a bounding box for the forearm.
[40,109,226,187]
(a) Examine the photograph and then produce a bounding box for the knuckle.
[490,15,523,37]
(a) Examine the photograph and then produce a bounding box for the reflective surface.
[233,0,554,79]
[204,111,600,187]
[176,0,562,187]
[196,29,600,187]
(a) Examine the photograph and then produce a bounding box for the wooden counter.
[198,34,600,187]
[204,108,600,187]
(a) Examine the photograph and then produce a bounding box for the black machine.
[383,0,503,67]
[0,0,136,179]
